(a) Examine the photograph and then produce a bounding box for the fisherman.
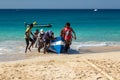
[37,29,45,53]
[43,30,55,54]
[25,23,34,53]
[61,22,76,52]
[33,29,39,41]
[32,29,39,48]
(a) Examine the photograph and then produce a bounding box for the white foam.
[0,48,3,51]
[0,40,25,55]
[0,40,120,54]
[71,41,120,50]
[0,48,4,54]
[0,52,3,55]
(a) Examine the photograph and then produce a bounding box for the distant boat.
[94,9,98,12]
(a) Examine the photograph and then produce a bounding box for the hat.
[40,29,44,34]
[48,30,53,36]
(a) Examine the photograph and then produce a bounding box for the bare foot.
[38,51,40,53]
[25,50,27,53]
[28,48,31,52]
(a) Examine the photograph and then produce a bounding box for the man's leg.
[46,42,50,53]
[43,42,47,54]
[25,39,29,53]
[38,41,44,53]
[64,40,71,53]
[38,47,40,53]
[28,38,34,51]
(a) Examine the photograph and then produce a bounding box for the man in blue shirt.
[43,30,55,54]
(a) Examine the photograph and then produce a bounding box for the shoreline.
[1,41,120,53]
[0,45,120,62]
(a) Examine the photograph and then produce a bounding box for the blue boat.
[49,36,65,54]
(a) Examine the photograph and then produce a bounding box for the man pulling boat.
[24,22,76,54]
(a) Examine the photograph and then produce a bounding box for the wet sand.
[0,46,120,62]
[79,46,120,54]
[0,46,120,80]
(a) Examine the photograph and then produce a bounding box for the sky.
[0,0,120,9]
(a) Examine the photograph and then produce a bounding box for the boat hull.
[49,37,65,54]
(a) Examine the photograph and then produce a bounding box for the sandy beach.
[0,46,120,80]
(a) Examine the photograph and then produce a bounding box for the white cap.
[40,29,44,34]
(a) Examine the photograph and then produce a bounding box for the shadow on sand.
[67,49,80,54]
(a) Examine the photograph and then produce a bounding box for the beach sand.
[0,46,120,80]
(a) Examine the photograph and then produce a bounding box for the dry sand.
[0,46,120,80]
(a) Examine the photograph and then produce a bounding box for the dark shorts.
[43,40,50,50]
[64,40,72,52]
[25,38,34,45]
[65,40,72,45]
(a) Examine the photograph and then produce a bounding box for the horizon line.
[0,8,120,10]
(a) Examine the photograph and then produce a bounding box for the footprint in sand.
[96,77,108,80]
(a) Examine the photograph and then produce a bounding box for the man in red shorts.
[61,22,76,52]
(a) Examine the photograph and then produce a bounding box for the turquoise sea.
[0,9,120,54]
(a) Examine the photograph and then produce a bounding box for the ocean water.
[0,9,120,54]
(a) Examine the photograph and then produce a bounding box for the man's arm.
[49,34,56,40]
[31,32,34,37]
[60,29,63,36]
[71,28,76,40]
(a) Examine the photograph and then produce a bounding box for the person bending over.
[33,29,39,48]
[37,29,45,53]
[33,29,39,41]
[43,30,55,54]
